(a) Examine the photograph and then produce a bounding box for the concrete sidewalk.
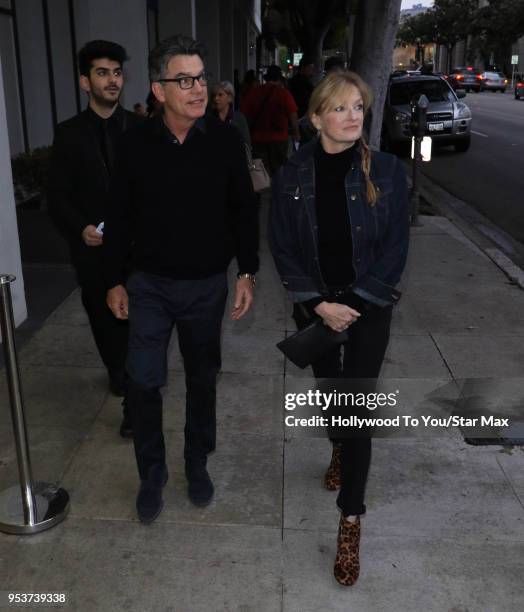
[1,201,524,611]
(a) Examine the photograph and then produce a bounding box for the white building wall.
[195,0,220,83]
[0,55,26,328]
[219,0,234,83]
[73,0,150,110]
[158,0,196,40]
[48,0,78,123]
[0,14,24,155]
[233,7,247,79]
[15,0,54,149]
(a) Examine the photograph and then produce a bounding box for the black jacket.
[269,140,410,307]
[47,106,143,261]
[102,115,259,288]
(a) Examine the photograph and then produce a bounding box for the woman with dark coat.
[269,71,409,586]
[211,80,251,147]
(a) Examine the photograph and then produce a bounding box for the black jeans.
[292,296,393,516]
[125,270,227,485]
[75,255,128,380]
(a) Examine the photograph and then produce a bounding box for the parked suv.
[449,67,483,92]
[382,74,472,154]
[480,71,508,92]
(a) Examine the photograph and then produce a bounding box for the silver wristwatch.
[236,272,256,287]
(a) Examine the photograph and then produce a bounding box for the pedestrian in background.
[288,56,315,118]
[211,81,251,147]
[269,71,409,586]
[324,55,345,74]
[47,40,143,438]
[239,69,259,104]
[146,91,163,117]
[240,64,300,176]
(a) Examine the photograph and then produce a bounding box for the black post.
[410,94,429,227]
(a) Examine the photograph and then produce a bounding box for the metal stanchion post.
[0,274,69,535]
[411,135,422,227]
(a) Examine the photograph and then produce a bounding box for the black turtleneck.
[314,141,356,289]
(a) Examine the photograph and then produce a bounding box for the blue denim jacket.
[269,140,410,307]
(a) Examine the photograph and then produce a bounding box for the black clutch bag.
[277,319,349,369]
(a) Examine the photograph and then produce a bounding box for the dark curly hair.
[78,40,128,76]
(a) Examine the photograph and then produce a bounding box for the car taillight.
[456,74,463,80]
[477,75,483,80]
[517,82,523,87]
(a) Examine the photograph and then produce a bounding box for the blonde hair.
[308,71,377,206]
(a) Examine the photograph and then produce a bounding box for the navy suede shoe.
[119,417,133,439]
[136,470,168,524]
[185,463,214,507]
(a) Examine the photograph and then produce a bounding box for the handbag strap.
[245,142,253,164]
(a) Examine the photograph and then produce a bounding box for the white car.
[480,71,508,92]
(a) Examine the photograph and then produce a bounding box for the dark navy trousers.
[125,270,228,485]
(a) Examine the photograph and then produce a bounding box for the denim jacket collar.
[288,137,363,169]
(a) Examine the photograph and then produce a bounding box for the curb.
[410,169,524,290]
[484,249,524,290]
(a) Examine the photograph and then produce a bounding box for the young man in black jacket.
[104,35,259,523]
[48,40,142,437]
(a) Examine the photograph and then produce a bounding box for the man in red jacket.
[241,64,299,176]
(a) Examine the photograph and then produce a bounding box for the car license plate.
[428,122,444,132]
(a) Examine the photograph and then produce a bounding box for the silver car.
[480,71,508,92]
[382,75,472,154]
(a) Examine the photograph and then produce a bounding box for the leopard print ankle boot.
[333,515,360,586]
[324,444,341,491]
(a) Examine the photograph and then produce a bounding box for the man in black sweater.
[104,35,259,523]
[48,40,142,435]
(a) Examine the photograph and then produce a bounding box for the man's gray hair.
[149,34,205,82]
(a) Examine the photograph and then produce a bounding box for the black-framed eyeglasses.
[157,72,208,90]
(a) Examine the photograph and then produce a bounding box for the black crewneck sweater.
[103,116,259,288]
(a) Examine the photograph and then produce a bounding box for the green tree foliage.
[431,0,477,58]
[263,0,404,149]
[470,0,524,71]
[397,1,477,70]
[397,11,437,49]
[263,0,352,67]
[398,0,524,72]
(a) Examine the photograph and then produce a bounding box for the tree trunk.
[350,0,402,150]
[301,35,325,71]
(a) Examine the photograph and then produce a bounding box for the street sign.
[293,53,303,66]
[511,56,519,88]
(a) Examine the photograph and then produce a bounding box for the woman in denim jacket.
[269,71,409,586]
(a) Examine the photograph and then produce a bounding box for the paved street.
[419,90,524,242]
